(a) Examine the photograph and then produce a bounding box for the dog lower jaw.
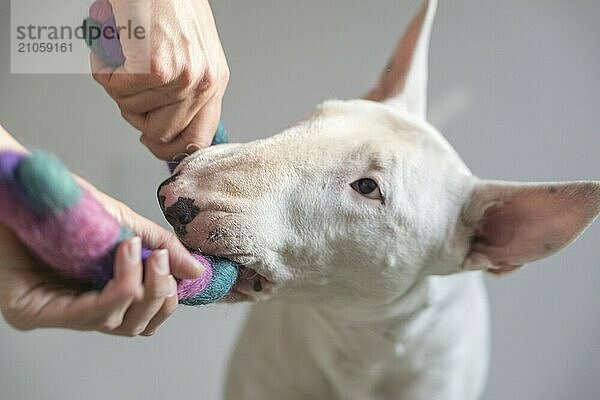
[226,265,276,302]
[214,264,277,303]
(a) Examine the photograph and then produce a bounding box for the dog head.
[158,0,600,305]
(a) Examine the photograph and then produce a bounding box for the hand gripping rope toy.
[0,1,238,306]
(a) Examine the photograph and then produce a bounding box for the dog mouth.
[178,236,275,302]
[226,265,274,302]
[220,251,276,301]
[157,166,274,301]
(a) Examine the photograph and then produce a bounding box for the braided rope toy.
[0,1,238,306]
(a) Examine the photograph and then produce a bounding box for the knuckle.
[118,283,141,300]
[149,287,172,300]
[102,197,131,226]
[139,134,151,147]
[180,128,212,149]
[132,325,147,336]
[148,277,176,301]
[195,137,213,150]
[141,121,168,142]
[156,131,175,144]
[145,282,169,302]
[220,64,231,86]
[195,65,215,94]
[141,126,162,143]
[100,320,119,331]
[123,325,145,337]
[163,298,178,317]
[100,315,123,331]
[119,107,138,126]
[119,106,130,120]
[153,234,177,254]
[142,127,160,142]
[100,321,116,331]
[149,60,174,86]
[116,99,134,114]
[200,131,215,147]
[113,282,142,300]
[1,309,30,331]
[161,231,178,244]
[178,66,195,89]
[0,299,32,331]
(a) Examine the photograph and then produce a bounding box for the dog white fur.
[159,1,600,398]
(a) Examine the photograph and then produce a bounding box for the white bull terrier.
[158,1,600,398]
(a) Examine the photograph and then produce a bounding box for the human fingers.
[139,92,223,160]
[116,250,177,336]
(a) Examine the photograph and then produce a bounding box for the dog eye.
[350,178,382,200]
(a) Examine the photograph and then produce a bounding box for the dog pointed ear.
[364,0,437,119]
[461,180,600,275]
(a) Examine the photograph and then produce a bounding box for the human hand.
[91,0,229,160]
[0,181,204,336]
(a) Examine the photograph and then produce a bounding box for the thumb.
[90,186,205,280]
[107,0,151,74]
[126,213,205,280]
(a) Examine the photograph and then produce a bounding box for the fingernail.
[190,257,205,276]
[155,249,169,275]
[127,237,142,263]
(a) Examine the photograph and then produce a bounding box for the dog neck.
[301,274,439,329]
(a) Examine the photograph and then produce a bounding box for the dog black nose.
[161,196,200,236]
[157,173,200,236]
